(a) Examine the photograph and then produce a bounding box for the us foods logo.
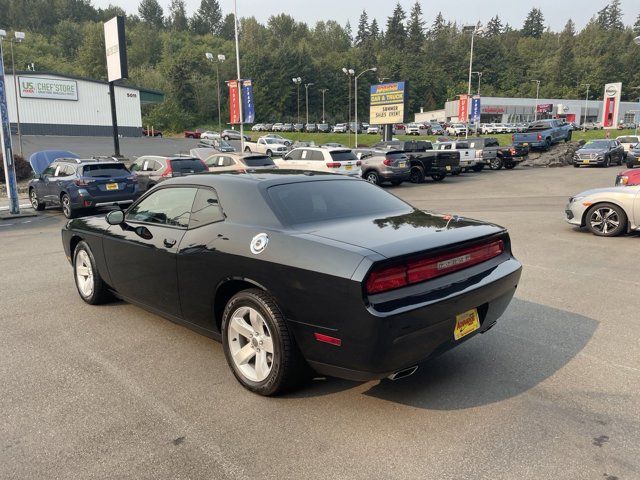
[21,81,35,94]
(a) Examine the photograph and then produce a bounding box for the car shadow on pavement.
[361,298,597,409]
[288,298,597,408]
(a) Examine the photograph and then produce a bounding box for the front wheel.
[544,138,551,151]
[504,162,516,170]
[431,173,446,182]
[223,135,230,141]
[266,149,272,157]
[489,158,503,170]
[364,170,380,185]
[585,203,627,237]
[29,188,45,211]
[222,289,308,396]
[244,147,251,153]
[73,241,112,304]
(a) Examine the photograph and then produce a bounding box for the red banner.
[458,95,469,121]
[228,80,241,124]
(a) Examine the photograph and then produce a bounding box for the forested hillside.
[2,0,640,130]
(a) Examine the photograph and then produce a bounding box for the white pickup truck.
[243,136,290,157]
[434,140,478,172]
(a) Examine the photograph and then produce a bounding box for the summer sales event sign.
[19,77,78,101]
[369,82,405,124]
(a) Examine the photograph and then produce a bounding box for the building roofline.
[9,70,163,95]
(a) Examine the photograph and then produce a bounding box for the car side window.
[126,187,198,228]
[221,156,235,167]
[130,161,141,172]
[189,188,225,228]
[300,150,309,160]
[308,150,324,161]
[285,149,302,161]
[42,164,57,177]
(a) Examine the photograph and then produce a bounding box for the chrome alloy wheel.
[75,250,94,298]
[62,195,71,217]
[227,306,274,382]
[30,189,39,209]
[589,207,619,235]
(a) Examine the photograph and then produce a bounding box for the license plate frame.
[106,183,119,191]
[345,165,353,170]
[454,308,480,341]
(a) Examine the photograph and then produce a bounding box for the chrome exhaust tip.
[387,365,418,381]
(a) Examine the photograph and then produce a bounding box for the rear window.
[81,163,129,178]
[329,150,358,161]
[617,137,638,143]
[170,159,207,173]
[386,153,407,161]
[267,180,410,226]
[243,156,275,167]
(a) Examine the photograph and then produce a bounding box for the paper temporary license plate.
[446,166,451,171]
[583,159,590,164]
[398,162,406,167]
[345,165,353,170]
[454,308,480,340]
[106,183,119,190]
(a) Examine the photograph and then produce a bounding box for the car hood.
[299,209,505,259]
[577,148,607,154]
[574,186,639,197]
[29,150,80,174]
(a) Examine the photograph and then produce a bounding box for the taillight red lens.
[356,160,362,166]
[162,161,173,177]
[365,240,505,295]
[383,158,392,166]
[326,162,341,168]
[537,134,542,141]
[74,179,94,187]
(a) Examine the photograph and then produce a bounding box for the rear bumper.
[379,170,411,181]
[295,256,522,381]
[71,189,139,208]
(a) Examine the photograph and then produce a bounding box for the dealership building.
[3,71,163,137]
[416,96,640,125]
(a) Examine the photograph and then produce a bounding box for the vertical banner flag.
[241,79,255,124]
[0,44,19,213]
[458,94,469,121]
[470,96,481,123]
[228,80,241,124]
[104,16,128,82]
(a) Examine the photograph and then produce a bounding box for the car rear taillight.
[383,158,392,166]
[510,148,516,155]
[618,175,628,185]
[512,134,515,142]
[326,162,341,168]
[162,161,173,177]
[74,179,94,187]
[356,160,362,166]
[365,240,505,295]
[126,175,137,183]
[537,134,542,141]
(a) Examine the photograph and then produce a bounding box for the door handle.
[164,238,177,248]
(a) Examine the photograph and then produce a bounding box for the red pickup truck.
[184,129,202,139]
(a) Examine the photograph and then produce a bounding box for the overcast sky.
[93,0,638,31]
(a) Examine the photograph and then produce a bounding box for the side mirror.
[106,210,124,225]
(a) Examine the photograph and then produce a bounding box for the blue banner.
[241,79,255,124]
[0,42,20,214]
[470,96,481,123]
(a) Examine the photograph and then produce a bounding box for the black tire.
[574,163,580,168]
[472,164,484,172]
[565,132,572,142]
[29,188,45,211]
[266,149,272,157]
[431,173,446,181]
[244,147,251,153]
[504,162,516,170]
[223,135,230,141]
[602,156,610,168]
[73,241,113,305]
[61,193,78,219]
[409,165,425,184]
[489,158,503,170]
[618,155,623,166]
[585,203,627,237]
[222,289,308,396]
[627,162,634,169]
[544,138,551,151]
[364,170,380,185]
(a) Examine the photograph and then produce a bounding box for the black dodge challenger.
[62,171,522,395]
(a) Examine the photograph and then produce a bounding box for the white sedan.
[200,131,220,140]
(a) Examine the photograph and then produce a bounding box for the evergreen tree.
[551,19,576,88]
[355,10,369,46]
[138,0,164,29]
[430,12,446,37]
[607,0,624,30]
[190,0,223,35]
[522,8,544,38]
[168,0,188,31]
[407,1,424,48]
[634,13,640,36]
[385,2,406,48]
[485,15,503,36]
[370,18,380,40]
[219,13,236,40]
[345,20,353,44]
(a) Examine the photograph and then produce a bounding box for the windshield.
[583,141,610,149]
[263,138,281,144]
[268,180,410,226]
[81,163,129,178]
[243,156,275,167]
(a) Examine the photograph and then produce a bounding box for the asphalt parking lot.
[1,164,639,479]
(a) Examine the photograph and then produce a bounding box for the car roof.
[167,170,349,188]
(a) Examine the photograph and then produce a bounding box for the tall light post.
[532,79,541,121]
[9,31,25,156]
[231,0,245,152]
[472,71,482,95]
[0,29,20,214]
[354,67,377,148]
[292,77,302,123]
[581,83,590,130]
[462,23,482,139]
[205,52,225,132]
[304,82,314,125]
[634,38,640,134]
[319,88,328,123]
[342,68,354,146]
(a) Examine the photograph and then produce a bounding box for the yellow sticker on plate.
[345,165,352,170]
[106,183,118,190]
[584,159,589,164]
[454,309,480,340]
[446,166,451,171]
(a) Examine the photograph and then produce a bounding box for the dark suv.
[29,158,138,218]
[130,156,208,192]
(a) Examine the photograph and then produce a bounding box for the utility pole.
[354,67,376,148]
[292,77,302,123]
[581,83,590,130]
[532,79,541,121]
[342,68,354,146]
[304,82,314,125]
[233,0,244,152]
[319,89,328,123]
[10,32,25,156]
[0,29,20,215]
[206,52,226,131]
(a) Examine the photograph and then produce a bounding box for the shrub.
[0,152,34,181]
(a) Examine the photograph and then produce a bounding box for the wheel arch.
[580,200,629,229]
[213,277,271,332]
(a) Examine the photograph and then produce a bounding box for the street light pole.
[205,52,225,132]
[342,68,354,146]
[473,71,482,95]
[232,0,244,152]
[0,29,20,215]
[304,82,314,125]
[532,80,541,121]
[581,83,590,130]
[292,77,301,123]
[10,32,25,156]
[319,88,328,123]
[463,24,481,139]
[354,67,377,148]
